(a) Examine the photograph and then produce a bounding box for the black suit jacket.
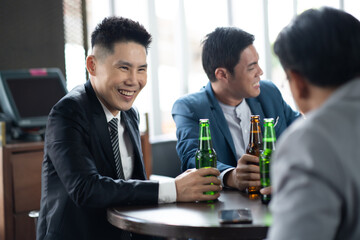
[37,81,159,240]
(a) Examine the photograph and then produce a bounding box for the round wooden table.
[107,189,270,240]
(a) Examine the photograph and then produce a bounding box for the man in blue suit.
[37,17,221,240]
[172,27,300,191]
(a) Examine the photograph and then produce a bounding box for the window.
[63,0,87,91]
[64,0,360,138]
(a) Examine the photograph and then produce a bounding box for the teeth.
[119,90,134,96]
[253,82,260,87]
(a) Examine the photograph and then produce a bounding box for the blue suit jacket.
[37,81,158,240]
[172,80,300,173]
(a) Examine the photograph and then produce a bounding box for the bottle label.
[199,136,211,140]
[263,137,276,142]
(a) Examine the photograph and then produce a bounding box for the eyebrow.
[116,60,147,68]
[247,62,257,68]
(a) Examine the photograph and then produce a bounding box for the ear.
[287,70,310,99]
[214,67,230,83]
[86,55,97,76]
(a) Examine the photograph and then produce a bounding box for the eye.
[138,68,147,72]
[119,66,129,71]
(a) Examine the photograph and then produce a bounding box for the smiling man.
[172,27,300,191]
[36,17,221,240]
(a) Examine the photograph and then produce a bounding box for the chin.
[250,90,261,98]
[119,106,133,111]
[115,99,136,112]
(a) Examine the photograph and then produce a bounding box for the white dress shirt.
[99,101,176,203]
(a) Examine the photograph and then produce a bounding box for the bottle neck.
[263,125,276,150]
[248,120,262,144]
[199,124,213,150]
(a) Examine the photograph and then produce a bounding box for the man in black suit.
[36,17,221,240]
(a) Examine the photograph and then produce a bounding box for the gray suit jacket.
[269,78,360,240]
[37,80,158,240]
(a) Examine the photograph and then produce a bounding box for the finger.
[246,156,259,164]
[238,154,259,164]
[247,165,260,173]
[260,186,272,195]
[248,172,261,180]
[198,192,221,201]
[239,164,260,173]
[200,176,221,185]
[195,174,221,185]
[247,180,261,187]
[191,184,222,197]
[197,167,220,177]
[236,180,260,188]
[237,172,261,181]
[199,184,222,193]
[236,164,260,175]
[197,186,222,196]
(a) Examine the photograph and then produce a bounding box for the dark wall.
[0,0,65,76]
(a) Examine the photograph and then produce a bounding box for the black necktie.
[108,118,125,179]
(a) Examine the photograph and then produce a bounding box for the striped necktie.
[108,118,125,179]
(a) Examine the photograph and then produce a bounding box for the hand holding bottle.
[224,153,261,191]
[195,119,218,196]
[175,168,221,202]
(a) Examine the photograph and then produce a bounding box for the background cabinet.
[0,142,44,240]
[0,132,152,240]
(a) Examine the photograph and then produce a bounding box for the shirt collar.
[97,97,121,123]
[218,101,237,114]
[235,100,250,118]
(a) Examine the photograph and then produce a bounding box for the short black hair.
[91,17,152,54]
[274,7,360,87]
[202,27,255,82]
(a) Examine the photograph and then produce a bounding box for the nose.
[258,65,263,76]
[126,69,137,85]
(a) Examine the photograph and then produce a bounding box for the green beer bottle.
[259,118,276,204]
[195,119,217,195]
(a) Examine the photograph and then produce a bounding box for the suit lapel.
[121,111,146,180]
[205,83,237,160]
[85,81,118,177]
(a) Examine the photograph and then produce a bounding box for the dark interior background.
[0,0,65,77]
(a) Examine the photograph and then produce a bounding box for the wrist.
[223,169,235,188]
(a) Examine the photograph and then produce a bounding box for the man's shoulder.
[259,80,281,96]
[52,83,89,113]
[172,85,217,117]
[276,110,328,159]
[178,86,208,102]
[173,86,212,111]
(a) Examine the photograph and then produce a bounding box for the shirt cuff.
[158,178,177,203]
[220,167,235,187]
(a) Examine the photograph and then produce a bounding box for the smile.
[252,82,260,87]
[118,90,135,96]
